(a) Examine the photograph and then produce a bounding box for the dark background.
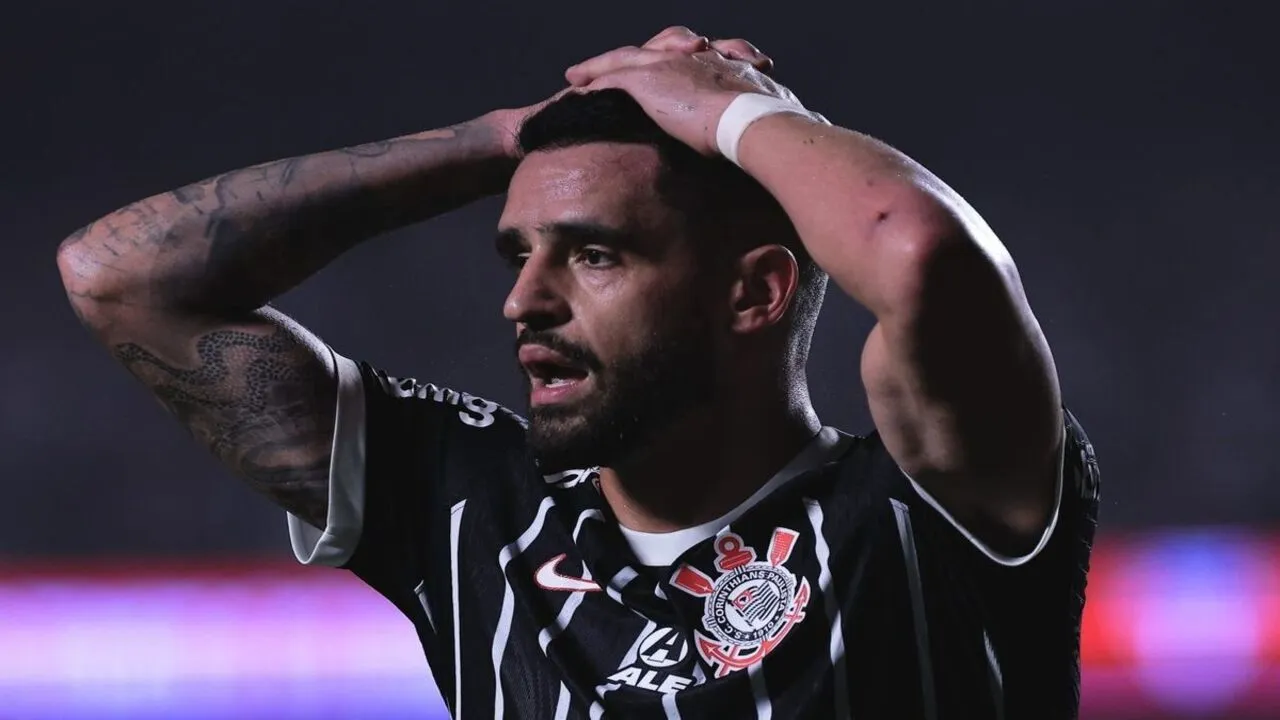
[3,0,1276,559]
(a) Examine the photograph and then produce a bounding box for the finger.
[582,74,625,93]
[643,25,709,52]
[566,46,669,86]
[647,25,699,43]
[644,33,709,53]
[710,38,774,73]
[710,38,774,72]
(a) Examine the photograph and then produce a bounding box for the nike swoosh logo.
[535,553,602,593]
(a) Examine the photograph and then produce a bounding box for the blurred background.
[2,1,1277,718]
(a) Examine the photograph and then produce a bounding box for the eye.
[505,252,529,271]
[576,247,617,268]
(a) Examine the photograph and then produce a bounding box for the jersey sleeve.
[286,347,529,582]
[901,406,1098,568]
[899,407,1101,715]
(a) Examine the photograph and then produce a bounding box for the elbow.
[56,227,134,331]
[867,191,1017,321]
[877,188,983,267]
[56,230,93,292]
[57,230,97,305]
[57,233,102,329]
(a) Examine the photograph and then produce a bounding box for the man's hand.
[488,92,574,159]
[494,26,776,159]
[635,25,776,72]
[564,26,803,157]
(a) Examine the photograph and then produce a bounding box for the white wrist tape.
[715,93,829,167]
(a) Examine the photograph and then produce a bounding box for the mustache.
[515,330,604,373]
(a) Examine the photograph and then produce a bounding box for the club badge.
[670,528,811,678]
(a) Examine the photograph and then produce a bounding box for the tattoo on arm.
[61,121,512,528]
[113,321,335,528]
[61,120,512,317]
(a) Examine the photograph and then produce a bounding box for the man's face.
[498,143,719,472]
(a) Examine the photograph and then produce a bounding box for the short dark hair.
[516,89,826,355]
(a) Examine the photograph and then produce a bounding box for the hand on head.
[628,26,775,74]
[495,26,801,161]
[561,26,804,158]
[564,25,780,90]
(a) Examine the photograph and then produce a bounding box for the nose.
[503,253,571,330]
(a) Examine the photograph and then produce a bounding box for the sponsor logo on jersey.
[606,626,695,694]
[384,378,504,428]
[670,529,811,678]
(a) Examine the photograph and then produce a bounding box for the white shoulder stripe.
[287,349,366,567]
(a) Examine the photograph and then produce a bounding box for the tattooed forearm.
[339,140,398,158]
[113,319,335,528]
[59,116,514,316]
[53,107,510,530]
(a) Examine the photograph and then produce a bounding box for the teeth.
[547,377,573,388]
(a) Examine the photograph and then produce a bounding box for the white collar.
[618,426,850,566]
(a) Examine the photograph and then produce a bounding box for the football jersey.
[288,351,1101,719]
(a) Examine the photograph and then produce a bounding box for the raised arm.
[56,111,521,530]
[565,30,1063,548]
[736,115,1062,545]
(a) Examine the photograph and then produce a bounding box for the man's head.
[499,89,827,472]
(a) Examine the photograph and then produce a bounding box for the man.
[58,26,1099,719]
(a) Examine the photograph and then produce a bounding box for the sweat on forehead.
[523,141,664,189]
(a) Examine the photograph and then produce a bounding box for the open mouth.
[519,344,593,405]
[526,361,589,389]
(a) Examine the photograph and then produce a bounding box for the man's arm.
[736,114,1062,547]
[56,114,519,530]
[563,33,1061,547]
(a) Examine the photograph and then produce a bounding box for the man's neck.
[598,398,821,533]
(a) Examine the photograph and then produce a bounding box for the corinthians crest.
[670,528,811,677]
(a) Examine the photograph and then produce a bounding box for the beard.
[520,320,716,474]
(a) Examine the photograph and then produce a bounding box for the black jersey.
[288,352,1100,720]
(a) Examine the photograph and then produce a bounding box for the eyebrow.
[494,221,639,259]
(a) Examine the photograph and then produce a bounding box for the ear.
[728,245,800,335]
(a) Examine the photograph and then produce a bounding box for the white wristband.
[715,93,829,167]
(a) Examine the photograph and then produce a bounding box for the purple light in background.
[0,572,447,719]
[1130,531,1266,714]
[1,678,446,720]
[4,535,1279,719]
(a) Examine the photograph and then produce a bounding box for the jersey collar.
[619,426,853,567]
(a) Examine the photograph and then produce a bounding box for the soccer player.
[58,26,1099,719]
